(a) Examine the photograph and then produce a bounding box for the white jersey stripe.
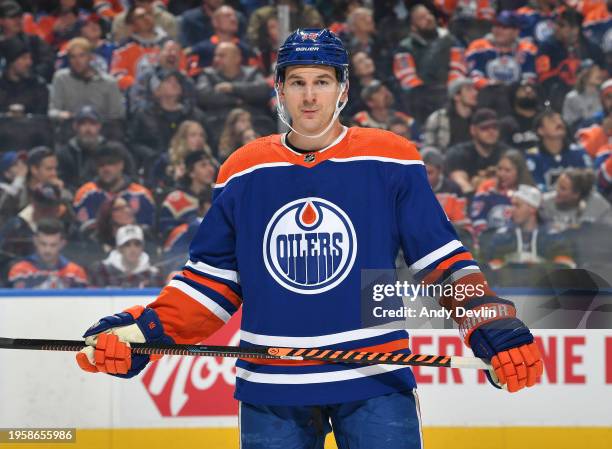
[186,260,240,284]
[329,156,424,166]
[409,239,463,272]
[168,279,232,323]
[239,328,407,348]
[236,363,407,384]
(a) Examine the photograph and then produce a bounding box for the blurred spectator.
[128,69,206,169]
[0,182,74,279]
[159,150,216,237]
[481,184,576,269]
[437,0,496,44]
[246,1,323,47]
[540,168,612,231]
[0,0,55,81]
[180,0,225,47]
[112,0,177,43]
[57,105,120,191]
[240,127,259,144]
[583,0,612,48]
[470,149,535,235]
[26,146,71,205]
[352,80,420,141]
[251,15,279,77]
[217,107,252,161]
[55,13,115,73]
[127,39,197,113]
[341,7,389,76]
[0,37,48,115]
[562,60,605,129]
[7,217,87,288]
[150,120,213,192]
[110,5,169,90]
[576,89,612,195]
[502,80,541,151]
[446,108,510,193]
[525,110,590,190]
[466,10,537,90]
[49,37,125,120]
[92,196,137,253]
[424,77,477,150]
[589,78,612,127]
[195,41,270,116]
[89,224,163,288]
[0,150,27,222]
[516,0,558,45]
[393,4,466,121]
[190,5,256,69]
[345,50,377,117]
[35,0,82,48]
[536,8,604,110]
[73,141,155,233]
[422,146,469,228]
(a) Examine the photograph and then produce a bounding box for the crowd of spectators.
[0,0,611,289]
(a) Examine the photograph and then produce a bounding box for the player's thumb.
[76,346,98,373]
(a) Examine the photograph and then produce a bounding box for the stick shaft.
[0,337,489,369]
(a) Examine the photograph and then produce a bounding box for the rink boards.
[0,290,610,449]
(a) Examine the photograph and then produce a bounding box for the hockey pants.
[239,389,423,449]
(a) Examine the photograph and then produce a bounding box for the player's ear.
[340,80,349,105]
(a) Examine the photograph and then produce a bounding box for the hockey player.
[76,29,543,449]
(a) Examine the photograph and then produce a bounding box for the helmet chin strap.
[274,82,348,140]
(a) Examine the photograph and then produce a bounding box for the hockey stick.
[0,337,489,370]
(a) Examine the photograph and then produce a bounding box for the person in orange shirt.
[110,5,168,90]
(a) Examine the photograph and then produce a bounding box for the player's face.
[34,233,65,266]
[280,66,347,135]
[497,157,518,189]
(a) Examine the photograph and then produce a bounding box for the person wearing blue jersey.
[75,29,543,449]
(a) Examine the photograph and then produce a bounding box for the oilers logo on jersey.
[263,197,357,294]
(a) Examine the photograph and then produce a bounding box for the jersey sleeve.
[147,184,242,344]
[396,162,497,316]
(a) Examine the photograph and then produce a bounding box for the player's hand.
[469,318,543,392]
[76,306,173,378]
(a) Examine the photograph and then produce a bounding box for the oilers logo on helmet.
[263,198,357,294]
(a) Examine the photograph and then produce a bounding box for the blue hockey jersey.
[147,127,491,406]
[525,144,591,191]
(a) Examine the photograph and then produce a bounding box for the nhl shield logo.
[263,197,357,294]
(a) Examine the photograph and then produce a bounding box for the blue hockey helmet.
[275,28,349,83]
